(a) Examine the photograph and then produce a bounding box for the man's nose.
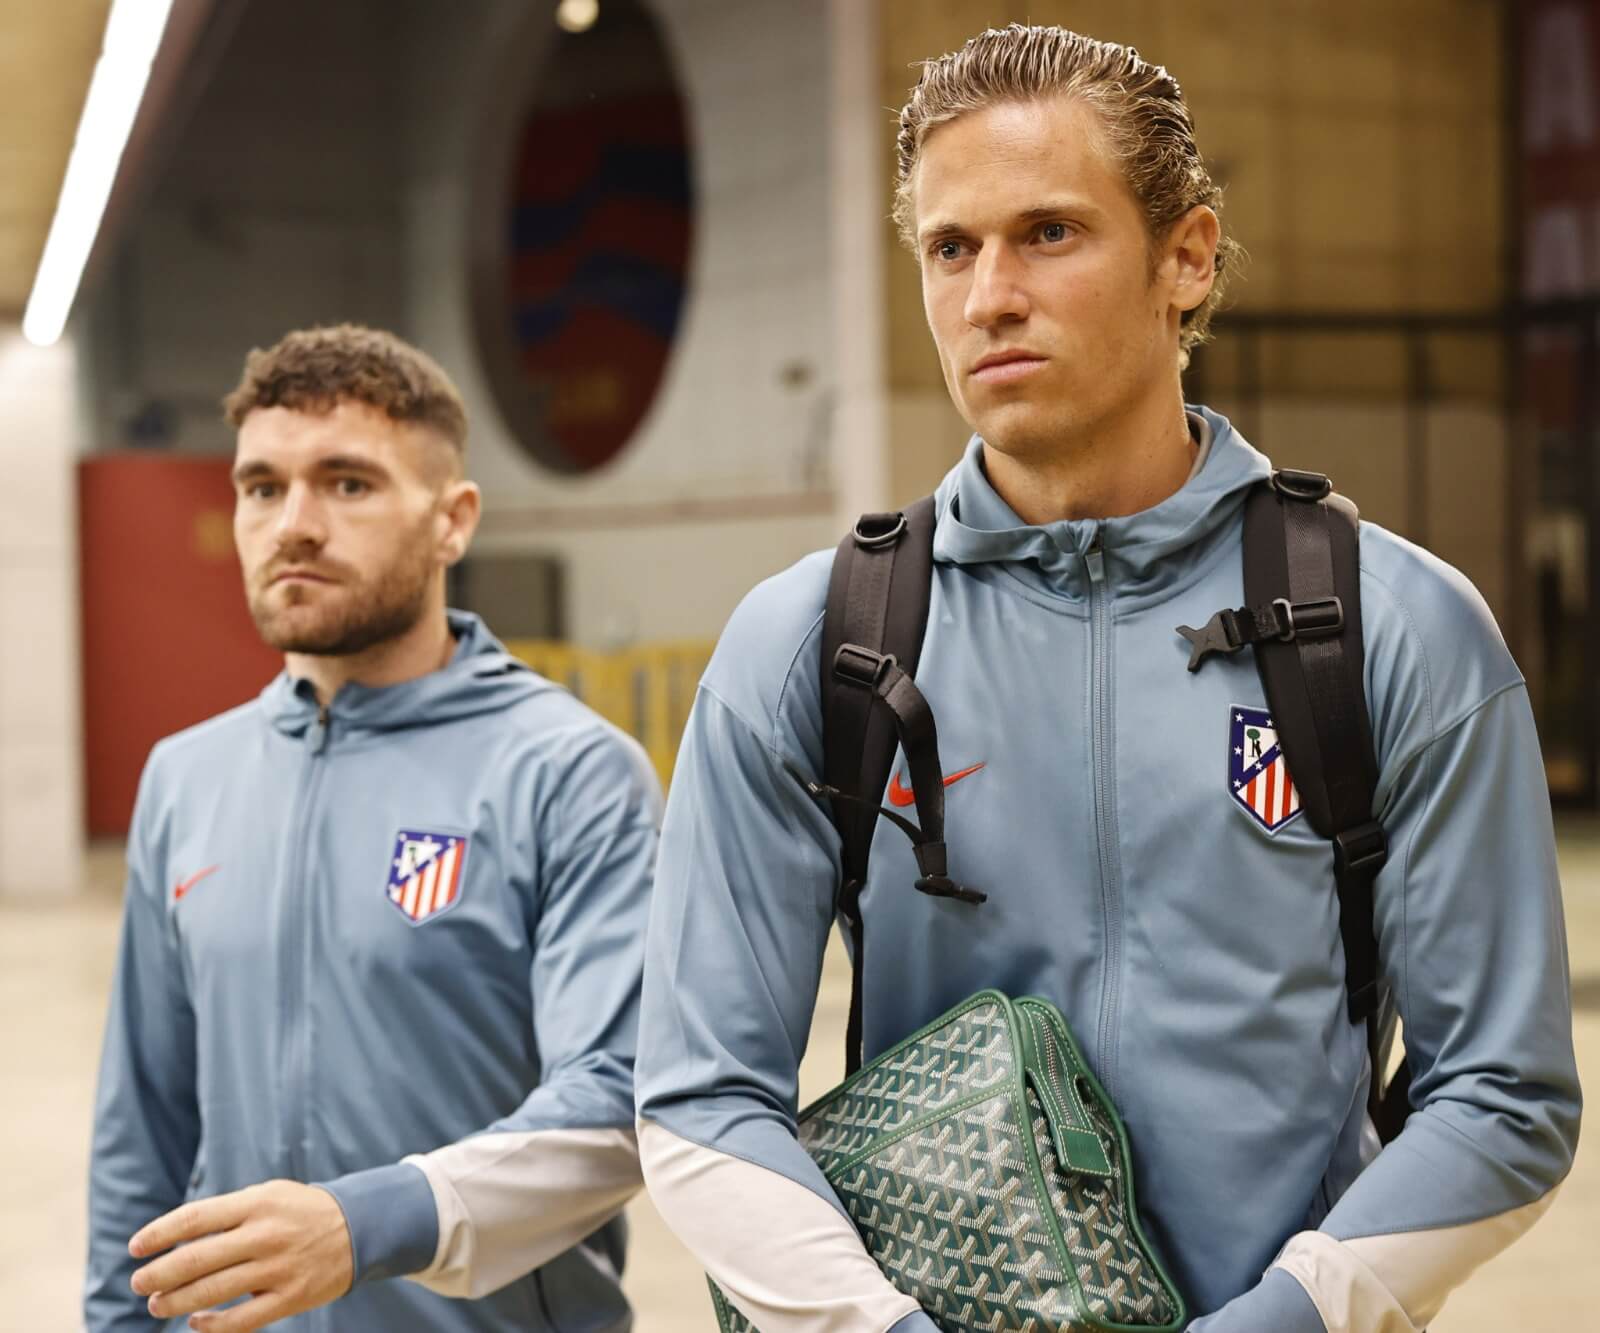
[275,483,327,548]
[964,245,1031,327]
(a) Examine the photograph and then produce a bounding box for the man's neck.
[286,608,457,709]
[982,388,1196,527]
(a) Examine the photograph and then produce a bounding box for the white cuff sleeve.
[1272,1185,1560,1331]
[404,1125,641,1299]
[639,1117,921,1333]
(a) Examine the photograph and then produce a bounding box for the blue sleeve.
[887,1314,943,1333]
[636,678,847,1216]
[1192,543,1585,1329]
[1186,1269,1324,1332]
[85,768,200,1331]
[325,721,662,1285]
[1323,682,1581,1236]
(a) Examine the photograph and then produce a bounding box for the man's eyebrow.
[1014,200,1101,223]
[314,454,390,477]
[231,459,276,485]
[917,219,968,246]
[230,455,392,485]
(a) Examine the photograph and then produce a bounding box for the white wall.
[0,330,84,895]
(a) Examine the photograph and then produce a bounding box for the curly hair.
[222,324,468,455]
[894,24,1240,362]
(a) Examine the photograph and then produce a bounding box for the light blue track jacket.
[636,409,1582,1332]
[87,611,661,1332]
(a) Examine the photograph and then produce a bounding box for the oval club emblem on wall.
[473,0,694,476]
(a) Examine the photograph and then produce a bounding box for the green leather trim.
[1016,997,1188,1333]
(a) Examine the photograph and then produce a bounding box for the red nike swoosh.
[173,865,220,901]
[887,763,986,808]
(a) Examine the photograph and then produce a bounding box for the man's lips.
[269,570,337,586]
[969,351,1048,384]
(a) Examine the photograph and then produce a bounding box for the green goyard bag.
[706,990,1186,1333]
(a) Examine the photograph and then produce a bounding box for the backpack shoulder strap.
[821,497,938,889]
[1180,468,1409,1139]
[1243,469,1385,1025]
[819,497,944,1074]
[1244,470,1415,1140]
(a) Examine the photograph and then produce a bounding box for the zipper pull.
[310,703,331,755]
[1085,527,1105,583]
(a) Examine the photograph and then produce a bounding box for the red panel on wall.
[80,455,281,836]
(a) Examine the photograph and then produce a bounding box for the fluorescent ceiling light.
[22,0,177,347]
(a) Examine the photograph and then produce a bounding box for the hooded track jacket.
[635,409,1582,1333]
[87,612,661,1332]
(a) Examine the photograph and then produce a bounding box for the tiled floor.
[5,828,1597,1332]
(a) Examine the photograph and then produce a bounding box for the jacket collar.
[932,405,1271,604]
[259,609,544,737]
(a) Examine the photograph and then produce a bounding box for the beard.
[247,531,436,657]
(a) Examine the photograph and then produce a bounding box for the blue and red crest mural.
[505,50,693,474]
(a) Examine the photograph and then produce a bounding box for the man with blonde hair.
[637,25,1580,1332]
[86,325,661,1331]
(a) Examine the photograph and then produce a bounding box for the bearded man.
[85,325,661,1333]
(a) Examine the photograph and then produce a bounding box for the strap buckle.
[833,643,897,687]
[853,512,908,549]
[1272,595,1344,641]
[1333,821,1388,879]
[1271,469,1333,501]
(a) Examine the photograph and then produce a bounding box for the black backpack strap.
[1243,469,1384,1027]
[1242,471,1412,1141]
[1181,469,1410,1140]
[817,497,982,1074]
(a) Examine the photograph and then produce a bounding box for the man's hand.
[128,1180,354,1331]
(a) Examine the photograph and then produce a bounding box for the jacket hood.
[260,609,552,737]
[932,405,1272,605]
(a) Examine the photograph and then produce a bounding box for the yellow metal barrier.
[505,640,716,789]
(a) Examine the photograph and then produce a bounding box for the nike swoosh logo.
[887,763,986,808]
[173,865,221,901]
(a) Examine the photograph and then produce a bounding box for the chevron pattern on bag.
[799,999,1016,1174]
[708,996,1182,1333]
[838,1090,1081,1330]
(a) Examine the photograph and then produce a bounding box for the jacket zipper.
[1086,533,1124,1100]
[284,703,331,1183]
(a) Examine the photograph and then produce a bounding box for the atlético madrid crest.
[1229,706,1301,833]
[386,830,468,925]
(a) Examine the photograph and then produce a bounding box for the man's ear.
[437,480,481,568]
[1166,204,1220,315]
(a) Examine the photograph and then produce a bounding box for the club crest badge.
[1229,706,1302,833]
[386,829,468,925]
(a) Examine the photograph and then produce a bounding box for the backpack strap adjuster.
[1271,468,1333,501]
[833,644,897,688]
[1273,595,1343,641]
[1333,821,1388,879]
[852,512,908,549]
